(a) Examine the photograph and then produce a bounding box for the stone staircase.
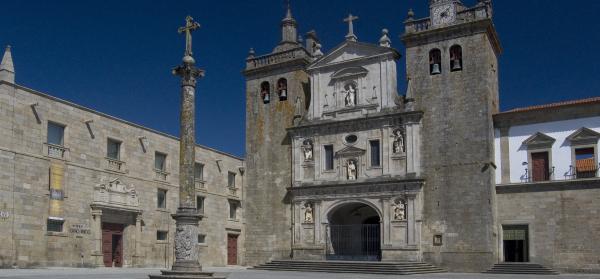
[252,260,446,275]
[484,263,559,275]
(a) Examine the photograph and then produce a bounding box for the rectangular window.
[155,152,167,171]
[156,230,168,241]
[228,172,236,188]
[324,145,334,171]
[47,219,64,232]
[370,140,381,167]
[47,122,65,146]
[229,200,238,220]
[196,196,204,214]
[194,163,204,181]
[575,148,597,179]
[157,189,167,209]
[107,138,121,160]
[198,234,206,244]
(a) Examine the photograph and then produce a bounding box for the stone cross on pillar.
[178,16,201,57]
[149,16,223,279]
[343,13,359,42]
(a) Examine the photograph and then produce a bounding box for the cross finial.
[178,15,201,57]
[343,14,359,42]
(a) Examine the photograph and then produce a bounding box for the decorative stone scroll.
[93,178,139,208]
[392,198,406,221]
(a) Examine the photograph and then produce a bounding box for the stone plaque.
[69,223,91,234]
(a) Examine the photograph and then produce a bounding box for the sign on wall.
[69,223,91,234]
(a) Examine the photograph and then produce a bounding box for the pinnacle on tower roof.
[0,45,15,83]
[275,0,299,51]
[379,29,391,47]
[284,0,293,20]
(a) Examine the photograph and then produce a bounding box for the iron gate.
[326,224,381,261]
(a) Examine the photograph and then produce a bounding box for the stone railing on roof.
[404,3,492,34]
[245,47,310,71]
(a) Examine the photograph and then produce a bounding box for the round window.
[345,134,358,144]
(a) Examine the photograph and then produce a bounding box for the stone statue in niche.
[392,129,406,154]
[294,96,303,117]
[344,84,357,107]
[301,139,313,161]
[347,159,357,180]
[304,203,314,223]
[392,199,406,221]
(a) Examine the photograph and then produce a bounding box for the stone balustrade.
[106,157,126,173]
[46,143,68,159]
[154,169,169,181]
[246,47,310,70]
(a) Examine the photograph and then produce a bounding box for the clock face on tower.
[432,4,456,26]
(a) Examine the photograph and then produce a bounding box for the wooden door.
[101,223,124,267]
[227,234,238,265]
[102,230,113,267]
[113,234,123,267]
[531,152,549,182]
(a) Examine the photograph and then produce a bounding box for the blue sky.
[1,0,599,157]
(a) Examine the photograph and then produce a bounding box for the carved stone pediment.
[93,178,139,210]
[522,132,555,149]
[331,66,368,80]
[308,41,399,70]
[335,146,365,158]
[567,127,600,145]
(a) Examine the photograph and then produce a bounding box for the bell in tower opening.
[429,49,442,75]
[450,45,463,71]
[261,81,271,104]
[277,78,288,101]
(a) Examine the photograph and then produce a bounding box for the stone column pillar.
[149,15,222,279]
[91,208,103,267]
[407,195,416,246]
[134,214,142,267]
[170,55,204,273]
[381,198,391,245]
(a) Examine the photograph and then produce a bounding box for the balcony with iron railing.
[518,163,600,184]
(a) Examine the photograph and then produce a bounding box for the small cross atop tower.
[178,15,201,57]
[343,14,359,42]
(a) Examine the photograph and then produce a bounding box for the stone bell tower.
[243,2,313,265]
[402,0,501,272]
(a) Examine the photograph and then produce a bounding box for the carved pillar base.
[149,208,226,279]
[171,208,202,272]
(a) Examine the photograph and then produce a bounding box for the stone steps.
[484,263,559,275]
[252,260,446,275]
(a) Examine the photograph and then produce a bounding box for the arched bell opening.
[326,202,381,261]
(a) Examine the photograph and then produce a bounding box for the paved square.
[0,268,599,279]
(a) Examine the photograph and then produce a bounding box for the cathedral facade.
[244,0,600,273]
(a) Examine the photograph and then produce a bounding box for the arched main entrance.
[326,202,381,261]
